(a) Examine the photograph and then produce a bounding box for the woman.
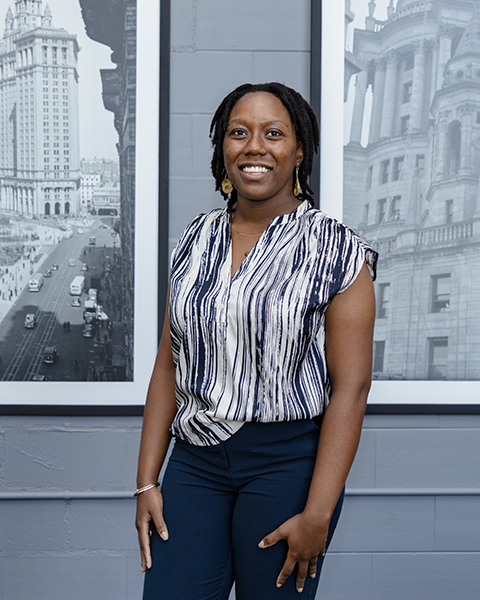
[136,82,377,599]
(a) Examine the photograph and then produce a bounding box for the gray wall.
[1,1,479,599]
[1,414,479,599]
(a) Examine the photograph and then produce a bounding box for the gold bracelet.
[134,481,160,497]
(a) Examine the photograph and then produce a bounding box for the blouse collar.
[225,199,311,229]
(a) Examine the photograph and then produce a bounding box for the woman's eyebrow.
[227,118,289,126]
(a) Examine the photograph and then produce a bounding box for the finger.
[258,527,284,549]
[276,555,296,588]
[308,556,318,579]
[296,561,309,593]
[137,522,152,572]
[152,514,169,541]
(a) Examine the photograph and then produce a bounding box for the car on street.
[32,374,49,381]
[83,324,94,338]
[81,263,88,271]
[68,258,76,267]
[44,268,52,277]
[77,228,84,235]
[43,347,58,364]
[51,264,59,270]
[24,313,36,328]
[71,298,81,307]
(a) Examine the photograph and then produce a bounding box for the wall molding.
[2,488,480,501]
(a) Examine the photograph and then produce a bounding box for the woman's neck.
[233,195,302,226]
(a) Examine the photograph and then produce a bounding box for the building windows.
[415,154,425,177]
[363,203,369,226]
[403,52,414,71]
[393,156,404,181]
[377,198,387,224]
[377,283,390,318]
[445,199,453,224]
[431,274,450,313]
[400,115,410,135]
[366,165,373,190]
[380,159,390,184]
[428,337,448,379]
[373,341,385,373]
[402,81,412,103]
[390,195,401,220]
[446,121,461,175]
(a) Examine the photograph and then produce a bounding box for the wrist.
[134,481,160,498]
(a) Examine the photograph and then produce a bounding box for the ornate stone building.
[79,0,136,380]
[0,0,80,216]
[344,0,480,380]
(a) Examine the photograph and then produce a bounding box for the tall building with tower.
[344,0,480,380]
[0,0,80,216]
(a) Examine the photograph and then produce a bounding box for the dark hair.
[209,82,320,210]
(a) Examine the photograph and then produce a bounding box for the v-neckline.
[229,225,265,281]
[227,201,308,281]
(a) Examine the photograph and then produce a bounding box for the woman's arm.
[135,299,178,572]
[259,262,375,592]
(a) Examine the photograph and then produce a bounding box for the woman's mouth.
[241,165,272,175]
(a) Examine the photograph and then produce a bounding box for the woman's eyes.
[229,129,282,137]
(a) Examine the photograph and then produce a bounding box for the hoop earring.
[293,166,301,197]
[221,174,233,195]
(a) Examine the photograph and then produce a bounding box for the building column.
[459,103,475,175]
[429,38,439,104]
[380,50,398,139]
[411,40,427,132]
[349,68,368,144]
[369,57,386,144]
[436,24,453,90]
[435,110,449,180]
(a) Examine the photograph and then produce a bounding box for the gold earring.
[221,174,233,194]
[293,166,301,197]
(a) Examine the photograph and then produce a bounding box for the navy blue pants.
[143,420,344,600]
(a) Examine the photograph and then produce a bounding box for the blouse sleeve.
[334,224,378,295]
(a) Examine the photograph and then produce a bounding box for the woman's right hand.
[135,487,169,572]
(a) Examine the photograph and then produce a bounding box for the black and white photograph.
[0,0,145,391]
[344,0,480,385]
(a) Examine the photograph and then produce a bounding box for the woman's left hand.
[258,511,329,593]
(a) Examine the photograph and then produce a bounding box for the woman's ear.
[296,142,304,165]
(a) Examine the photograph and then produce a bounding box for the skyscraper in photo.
[345,0,480,380]
[0,0,80,216]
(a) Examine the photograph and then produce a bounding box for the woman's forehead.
[228,92,292,125]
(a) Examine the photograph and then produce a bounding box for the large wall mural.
[344,0,480,382]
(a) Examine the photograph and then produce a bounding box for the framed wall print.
[318,0,480,409]
[0,0,166,408]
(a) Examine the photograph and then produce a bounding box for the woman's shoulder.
[178,207,226,240]
[301,206,359,239]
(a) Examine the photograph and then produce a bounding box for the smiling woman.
[136,82,377,600]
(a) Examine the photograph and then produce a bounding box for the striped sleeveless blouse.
[169,200,377,446]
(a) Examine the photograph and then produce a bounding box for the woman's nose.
[244,131,266,155]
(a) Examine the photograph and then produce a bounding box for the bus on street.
[70,275,85,296]
[29,272,44,292]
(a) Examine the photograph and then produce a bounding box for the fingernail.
[297,587,303,593]
[276,583,282,588]
[258,540,265,548]
[160,530,169,541]
[311,572,316,579]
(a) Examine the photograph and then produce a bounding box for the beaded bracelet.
[134,481,160,497]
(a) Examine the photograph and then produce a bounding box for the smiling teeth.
[242,166,271,173]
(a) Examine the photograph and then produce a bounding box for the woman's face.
[223,92,303,206]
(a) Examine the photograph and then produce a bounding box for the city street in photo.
[0,0,136,382]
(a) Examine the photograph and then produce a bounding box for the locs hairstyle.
[210,82,320,211]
